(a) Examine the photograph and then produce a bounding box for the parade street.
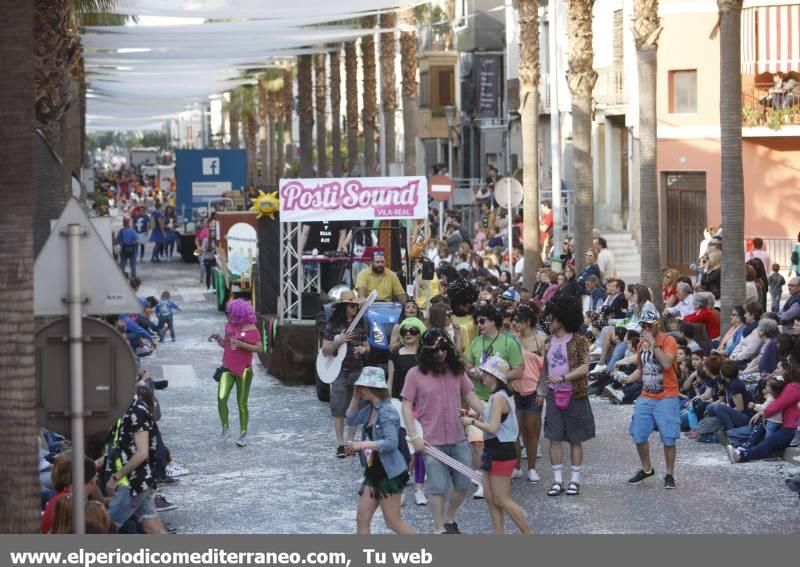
[139,260,798,535]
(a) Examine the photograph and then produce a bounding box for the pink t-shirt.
[221,324,261,378]
[400,366,472,446]
[547,333,573,392]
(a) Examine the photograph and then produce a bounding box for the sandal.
[547,482,565,496]
[566,482,580,496]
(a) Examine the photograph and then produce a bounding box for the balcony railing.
[742,83,800,130]
[595,66,625,106]
[418,24,454,53]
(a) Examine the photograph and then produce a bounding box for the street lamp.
[444,105,456,178]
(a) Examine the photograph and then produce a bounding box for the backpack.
[100,418,126,488]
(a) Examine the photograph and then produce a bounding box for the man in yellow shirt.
[355,248,408,303]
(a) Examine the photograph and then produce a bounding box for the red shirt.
[539,211,553,245]
[683,307,720,340]
[41,488,70,534]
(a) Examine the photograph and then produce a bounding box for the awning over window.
[742,4,800,75]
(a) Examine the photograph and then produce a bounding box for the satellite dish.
[494,177,524,209]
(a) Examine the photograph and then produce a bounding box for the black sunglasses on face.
[400,327,420,336]
[434,345,448,352]
[477,318,488,325]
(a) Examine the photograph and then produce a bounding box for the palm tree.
[315,53,328,177]
[241,85,259,188]
[258,76,269,185]
[276,65,293,182]
[298,54,315,177]
[718,0,745,328]
[519,0,542,290]
[225,90,241,149]
[0,0,39,535]
[34,0,72,255]
[380,11,398,168]
[345,41,359,175]
[633,0,664,308]
[399,7,417,176]
[566,0,597,271]
[330,49,343,176]
[361,16,378,176]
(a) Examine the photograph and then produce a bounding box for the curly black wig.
[417,329,465,375]
[448,277,479,306]
[542,295,584,334]
[474,303,504,328]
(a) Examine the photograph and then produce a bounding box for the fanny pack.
[553,388,573,410]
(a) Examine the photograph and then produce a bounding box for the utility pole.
[549,0,563,256]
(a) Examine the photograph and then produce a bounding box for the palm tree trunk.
[519,0,542,290]
[275,117,285,183]
[567,0,597,272]
[298,54,315,177]
[361,17,378,176]
[282,65,294,176]
[315,53,328,177]
[330,49,343,177]
[34,0,70,256]
[399,7,417,176]
[718,0,745,329]
[380,11,398,168]
[634,0,664,309]
[0,0,39,533]
[258,78,269,186]
[229,112,240,149]
[345,42,359,175]
[246,113,256,187]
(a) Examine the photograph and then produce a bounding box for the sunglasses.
[433,345,448,353]
[476,318,488,325]
[399,327,420,336]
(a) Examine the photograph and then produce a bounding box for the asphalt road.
[134,257,800,534]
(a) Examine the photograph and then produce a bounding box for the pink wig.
[226,299,256,326]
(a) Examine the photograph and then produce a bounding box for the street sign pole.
[66,223,86,534]
[439,201,444,242]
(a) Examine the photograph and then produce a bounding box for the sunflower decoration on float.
[249,190,280,220]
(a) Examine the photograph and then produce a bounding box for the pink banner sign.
[278,176,428,223]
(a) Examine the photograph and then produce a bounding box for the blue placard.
[175,149,247,218]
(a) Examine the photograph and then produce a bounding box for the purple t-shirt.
[547,333,573,392]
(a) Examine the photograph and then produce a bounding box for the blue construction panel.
[175,149,247,219]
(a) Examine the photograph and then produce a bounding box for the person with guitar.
[321,290,371,458]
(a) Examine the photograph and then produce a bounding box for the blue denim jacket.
[346,399,407,479]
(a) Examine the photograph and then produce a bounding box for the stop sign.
[429,175,453,202]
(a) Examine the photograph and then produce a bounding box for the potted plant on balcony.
[741,106,761,127]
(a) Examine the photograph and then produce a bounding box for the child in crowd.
[156,291,182,342]
[768,263,785,313]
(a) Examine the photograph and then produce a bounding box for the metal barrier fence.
[755,237,797,270]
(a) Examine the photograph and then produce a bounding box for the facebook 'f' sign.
[202,157,220,176]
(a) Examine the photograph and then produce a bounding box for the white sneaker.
[414,489,428,506]
[511,468,523,479]
[590,346,602,356]
[165,462,190,478]
[589,364,607,375]
[473,484,484,499]
[471,470,482,486]
[527,468,541,482]
[612,389,625,404]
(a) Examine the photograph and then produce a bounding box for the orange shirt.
[637,333,679,399]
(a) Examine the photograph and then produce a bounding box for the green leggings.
[217,368,253,434]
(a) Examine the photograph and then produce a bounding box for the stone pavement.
[133,258,799,534]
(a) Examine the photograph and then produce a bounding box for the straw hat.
[334,290,362,306]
